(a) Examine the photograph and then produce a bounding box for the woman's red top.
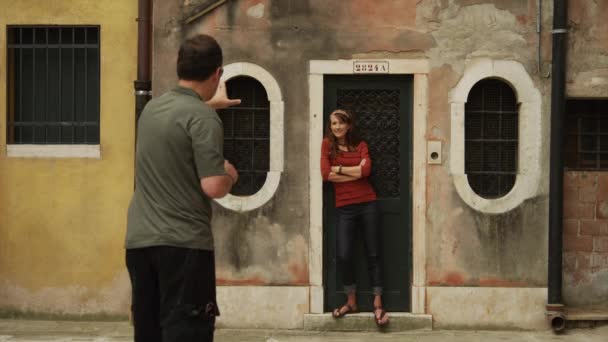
[320,138,377,208]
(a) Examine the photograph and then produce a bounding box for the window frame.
[214,62,284,212]
[564,99,608,170]
[450,59,542,214]
[5,25,101,158]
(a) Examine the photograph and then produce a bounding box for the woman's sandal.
[332,303,358,318]
[373,306,389,327]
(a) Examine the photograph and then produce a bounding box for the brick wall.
[563,171,608,306]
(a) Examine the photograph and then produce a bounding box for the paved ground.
[0,320,607,341]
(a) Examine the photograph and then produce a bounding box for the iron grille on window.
[564,100,608,170]
[217,76,269,196]
[6,26,100,144]
[465,79,518,199]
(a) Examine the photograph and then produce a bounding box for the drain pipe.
[547,0,568,333]
[135,0,152,123]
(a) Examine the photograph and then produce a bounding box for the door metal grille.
[337,89,401,198]
[6,26,100,144]
[465,79,518,198]
[217,76,269,196]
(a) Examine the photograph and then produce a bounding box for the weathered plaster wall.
[419,0,551,287]
[153,0,552,286]
[0,0,136,316]
[154,0,430,285]
[2,0,604,323]
[153,0,606,315]
[567,0,608,97]
[559,1,608,308]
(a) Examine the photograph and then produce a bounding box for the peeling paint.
[564,270,608,306]
[217,278,266,286]
[122,0,608,328]
[288,263,309,285]
[567,1,608,96]
[1,0,607,329]
[246,3,264,19]
[430,272,465,286]
[212,210,309,285]
[429,275,529,287]
[0,272,130,315]
[422,2,529,71]
[477,278,527,287]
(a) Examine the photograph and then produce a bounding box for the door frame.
[308,59,429,314]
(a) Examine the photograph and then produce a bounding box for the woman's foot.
[332,302,358,318]
[333,291,358,318]
[373,295,390,326]
[373,306,389,326]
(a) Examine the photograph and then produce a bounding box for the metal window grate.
[6,26,100,144]
[564,99,608,170]
[217,76,269,196]
[465,79,518,199]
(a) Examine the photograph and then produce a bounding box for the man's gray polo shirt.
[126,86,227,251]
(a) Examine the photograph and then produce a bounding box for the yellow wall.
[0,0,136,315]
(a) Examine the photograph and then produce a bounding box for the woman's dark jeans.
[336,200,383,296]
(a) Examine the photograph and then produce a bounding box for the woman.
[320,109,389,327]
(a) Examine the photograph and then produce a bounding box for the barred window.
[465,79,518,199]
[217,76,270,196]
[6,26,100,144]
[565,99,608,170]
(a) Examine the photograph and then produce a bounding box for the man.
[125,34,240,342]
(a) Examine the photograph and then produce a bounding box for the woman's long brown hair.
[325,109,362,160]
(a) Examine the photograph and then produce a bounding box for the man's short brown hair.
[177,34,222,81]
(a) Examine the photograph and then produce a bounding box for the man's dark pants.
[126,246,219,342]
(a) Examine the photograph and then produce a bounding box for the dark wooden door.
[323,75,412,312]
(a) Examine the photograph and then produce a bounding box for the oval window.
[465,78,518,199]
[217,76,270,196]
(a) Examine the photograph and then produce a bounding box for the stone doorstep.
[303,313,433,332]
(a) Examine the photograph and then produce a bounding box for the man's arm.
[200,176,232,198]
[206,80,241,109]
[200,160,238,198]
[198,80,240,197]
[191,116,239,198]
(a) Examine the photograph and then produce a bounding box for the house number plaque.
[353,61,389,74]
